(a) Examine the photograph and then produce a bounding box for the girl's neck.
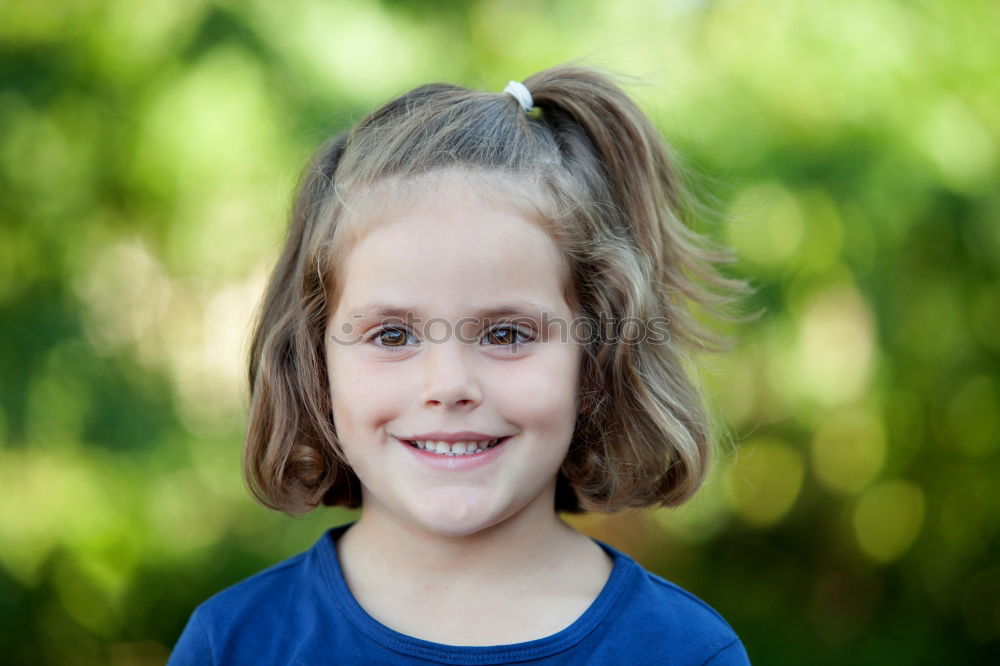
[334,501,614,645]
[339,500,579,587]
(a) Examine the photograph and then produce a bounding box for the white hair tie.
[503,80,534,112]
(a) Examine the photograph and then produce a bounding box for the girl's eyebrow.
[348,302,554,321]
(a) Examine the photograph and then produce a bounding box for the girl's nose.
[419,341,482,409]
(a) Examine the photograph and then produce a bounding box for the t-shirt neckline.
[315,523,636,664]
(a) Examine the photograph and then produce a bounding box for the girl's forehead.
[326,171,577,317]
[338,169,552,236]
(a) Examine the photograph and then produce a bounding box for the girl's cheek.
[491,358,578,413]
[349,358,418,406]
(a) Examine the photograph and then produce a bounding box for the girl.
[169,65,751,665]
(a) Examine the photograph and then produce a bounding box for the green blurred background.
[2,1,998,664]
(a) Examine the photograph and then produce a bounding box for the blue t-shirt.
[168,524,748,665]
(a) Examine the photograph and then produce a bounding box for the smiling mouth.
[405,437,507,456]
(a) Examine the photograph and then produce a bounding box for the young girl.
[169,65,751,665]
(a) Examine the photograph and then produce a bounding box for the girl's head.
[324,176,583,537]
[244,65,750,519]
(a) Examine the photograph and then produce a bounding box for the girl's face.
[325,180,581,539]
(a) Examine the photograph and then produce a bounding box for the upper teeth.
[410,439,501,455]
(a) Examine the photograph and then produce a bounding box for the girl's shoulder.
[192,525,348,621]
[630,561,737,632]
[198,549,311,614]
[593,541,747,664]
[168,530,339,665]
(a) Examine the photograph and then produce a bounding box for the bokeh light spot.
[791,283,875,406]
[74,238,172,352]
[727,184,805,269]
[918,97,997,195]
[725,438,804,526]
[811,407,886,494]
[853,480,925,563]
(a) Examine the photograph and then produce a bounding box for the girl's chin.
[406,506,505,540]
[389,494,526,540]
[363,483,557,540]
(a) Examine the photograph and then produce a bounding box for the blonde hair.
[244,64,753,515]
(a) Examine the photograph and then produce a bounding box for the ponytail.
[526,66,748,353]
[523,66,754,510]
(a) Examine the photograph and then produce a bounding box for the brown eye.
[373,326,413,347]
[483,325,531,346]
